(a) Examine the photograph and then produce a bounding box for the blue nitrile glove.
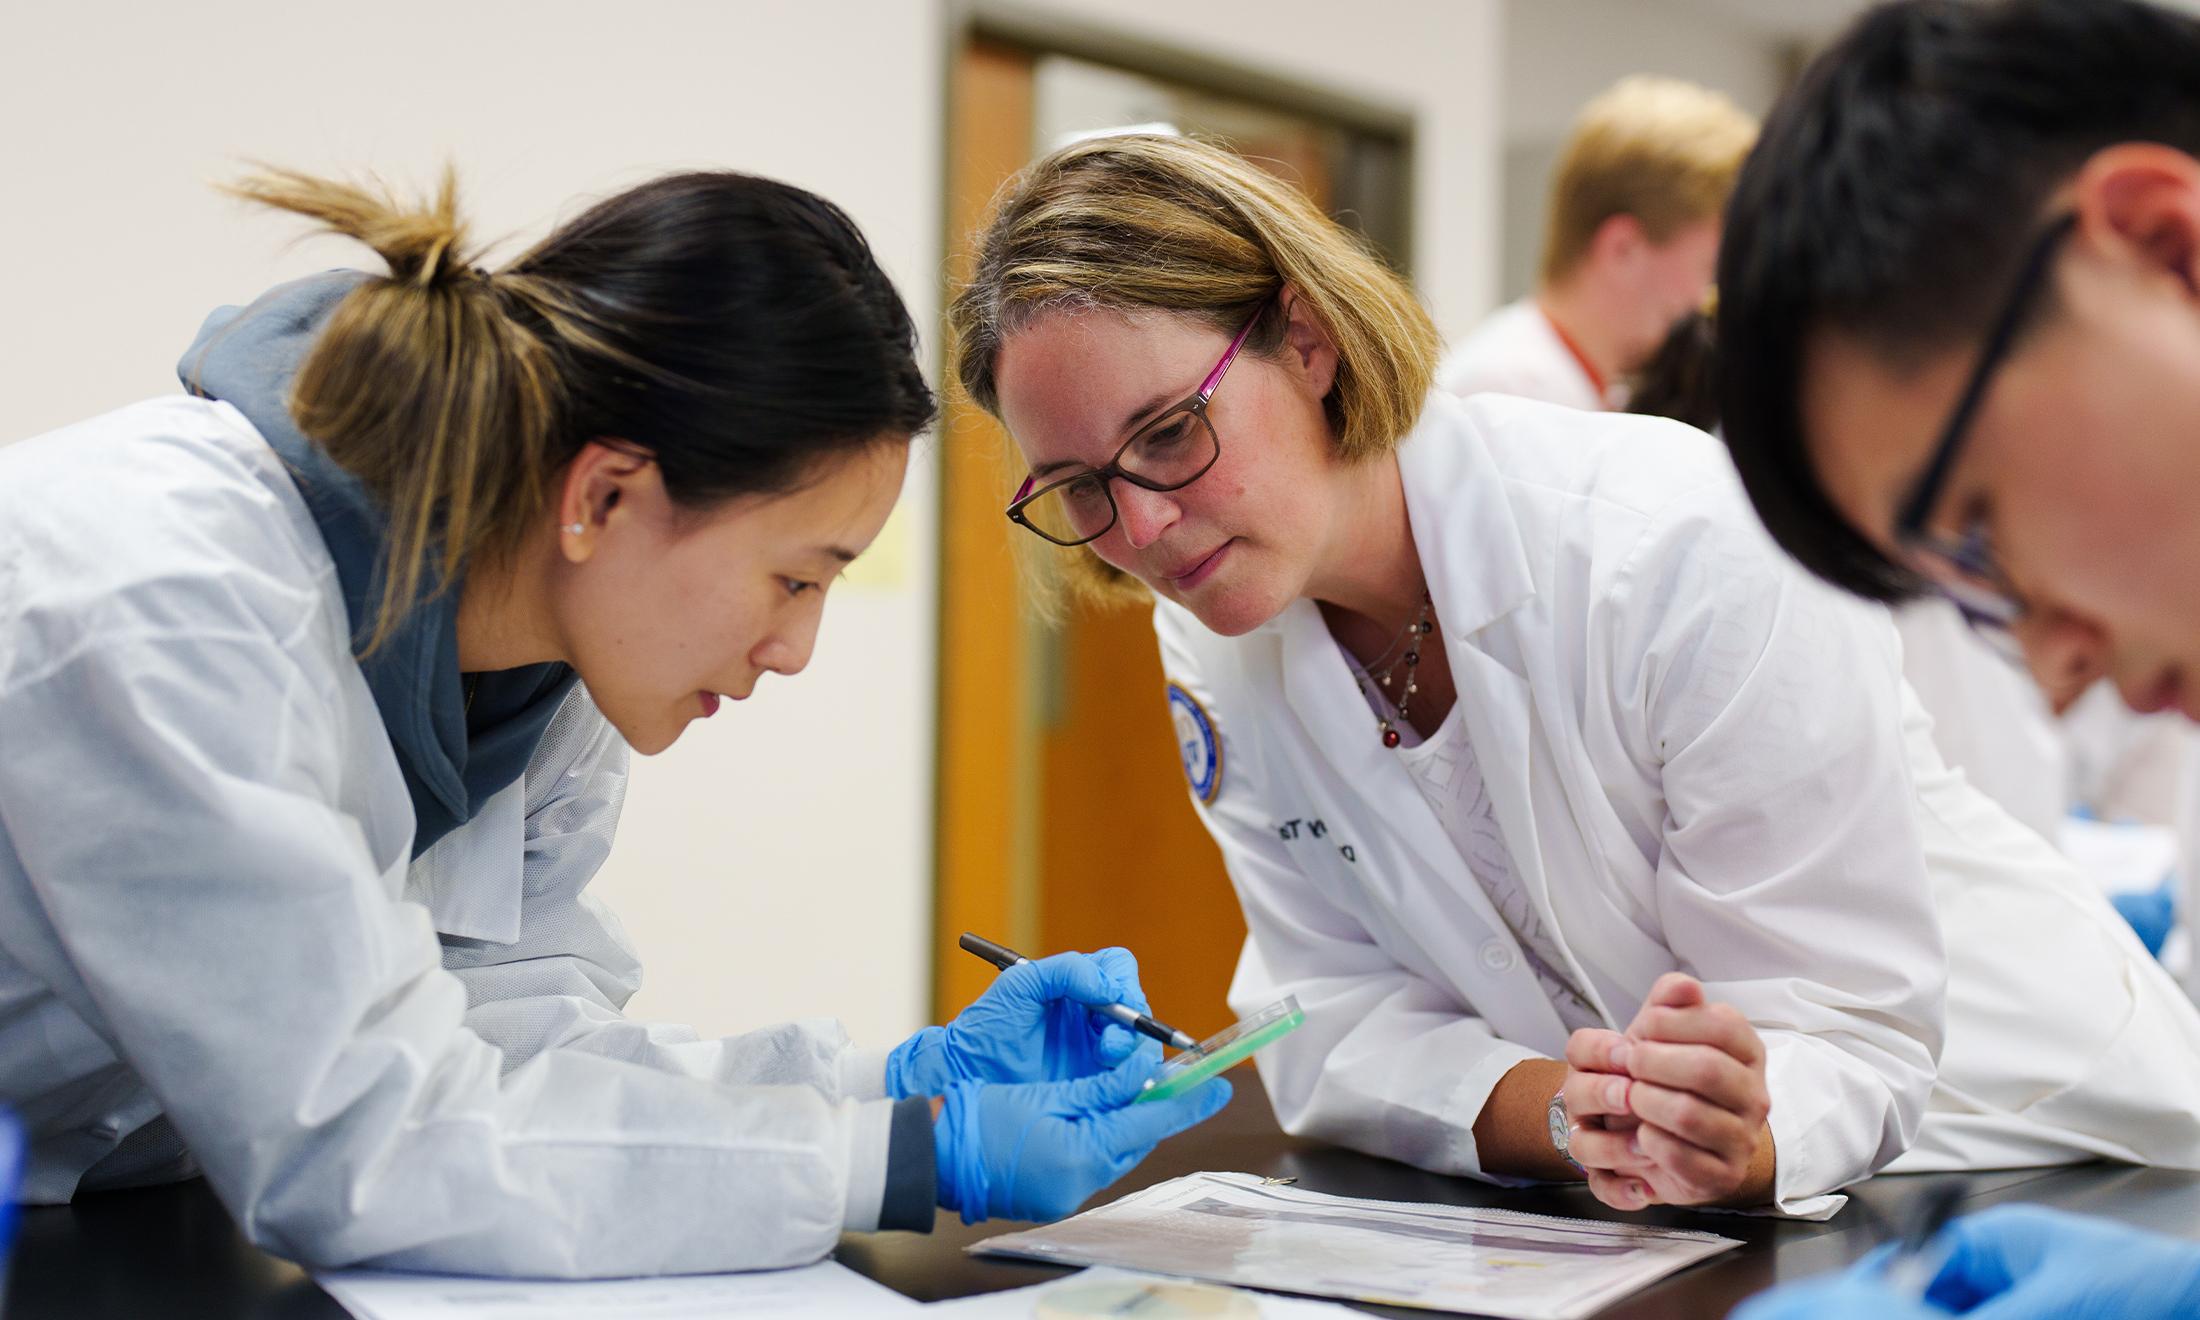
[1916,1205,2200,1320]
[1734,1207,2200,1320]
[887,948,1151,1098]
[1730,1268,1945,1320]
[933,1040,1231,1224]
[0,1106,22,1295]
[2112,873,2178,957]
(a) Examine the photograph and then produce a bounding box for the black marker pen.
[959,931,1198,1051]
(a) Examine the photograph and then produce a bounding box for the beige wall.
[1495,0,1798,302]
[0,0,946,1047]
[1,0,1503,1049]
[1002,0,1504,343]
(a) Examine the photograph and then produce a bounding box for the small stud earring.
[564,523,585,535]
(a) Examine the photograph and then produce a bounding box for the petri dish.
[1134,996,1303,1104]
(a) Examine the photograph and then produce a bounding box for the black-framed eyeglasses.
[1891,213,2077,663]
[1006,300,1268,548]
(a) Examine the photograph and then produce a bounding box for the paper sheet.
[318,1258,921,1319]
[922,1265,1362,1317]
[970,1172,1741,1320]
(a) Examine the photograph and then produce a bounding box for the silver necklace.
[1350,590,1434,748]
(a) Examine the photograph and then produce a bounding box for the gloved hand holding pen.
[932,1041,1232,1223]
[885,946,1159,1096]
[886,936,1229,1225]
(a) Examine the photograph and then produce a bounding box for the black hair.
[1627,307,1721,433]
[509,172,937,505]
[237,167,936,647]
[1715,0,2200,602]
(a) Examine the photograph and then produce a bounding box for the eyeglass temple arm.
[1199,300,1265,398]
[1896,214,2077,536]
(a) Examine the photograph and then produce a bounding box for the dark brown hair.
[228,165,935,648]
[1717,0,2200,602]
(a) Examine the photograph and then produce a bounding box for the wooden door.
[935,38,1040,1020]
[1034,601,1245,1040]
[937,36,1364,1042]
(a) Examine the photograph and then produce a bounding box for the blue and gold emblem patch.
[1166,681,1222,804]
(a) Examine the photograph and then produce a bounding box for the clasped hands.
[1559,971,1774,1210]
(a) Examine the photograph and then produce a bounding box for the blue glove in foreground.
[1729,1270,1944,1320]
[888,948,1150,1098]
[1921,1205,2200,1320]
[1732,1205,2200,1320]
[933,1041,1231,1224]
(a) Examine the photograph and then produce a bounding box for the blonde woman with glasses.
[949,133,2200,1219]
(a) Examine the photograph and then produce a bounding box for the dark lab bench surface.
[16,1073,2200,1319]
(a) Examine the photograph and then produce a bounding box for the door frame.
[931,6,1417,1020]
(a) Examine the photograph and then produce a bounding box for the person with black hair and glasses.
[0,167,1227,1279]
[1717,0,2200,1315]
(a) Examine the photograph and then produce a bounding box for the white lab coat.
[1157,393,2200,1216]
[0,397,899,1275]
[1436,299,1611,413]
[1892,602,2072,842]
[1896,601,2195,847]
[1443,299,2200,996]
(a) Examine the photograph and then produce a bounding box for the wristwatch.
[1548,1087,1586,1173]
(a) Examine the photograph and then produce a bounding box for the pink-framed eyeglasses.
[1006,299,1269,548]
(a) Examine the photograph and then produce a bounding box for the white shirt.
[1436,299,1611,412]
[1446,300,2200,993]
[0,397,899,1276]
[1158,393,2200,1217]
[1346,652,1600,1033]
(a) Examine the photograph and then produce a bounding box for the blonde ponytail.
[222,165,563,653]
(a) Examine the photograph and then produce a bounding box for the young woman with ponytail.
[0,167,1224,1276]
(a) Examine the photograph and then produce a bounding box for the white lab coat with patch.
[0,397,899,1276]
[1157,393,2200,1217]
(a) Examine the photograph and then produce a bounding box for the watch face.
[1548,1095,1570,1152]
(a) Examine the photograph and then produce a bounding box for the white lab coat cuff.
[840,1097,896,1232]
[1620,1044,1852,1220]
[1763,1192,1847,1221]
[1448,1040,1548,1175]
[1697,1192,1847,1222]
[838,1046,892,1102]
[1759,1039,1873,1220]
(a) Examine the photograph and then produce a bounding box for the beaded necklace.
[1349,590,1435,748]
